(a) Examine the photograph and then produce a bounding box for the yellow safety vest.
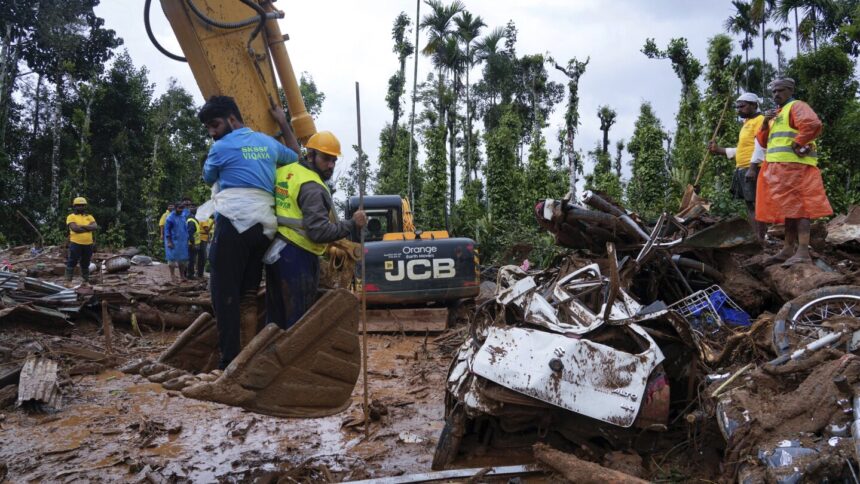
[275,162,329,256]
[766,100,818,167]
[187,217,200,245]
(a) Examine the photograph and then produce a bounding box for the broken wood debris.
[16,355,61,410]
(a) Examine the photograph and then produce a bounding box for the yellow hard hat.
[306,131,341,157]
[73,197,88,206]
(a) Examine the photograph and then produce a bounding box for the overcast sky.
[95,0,795,187]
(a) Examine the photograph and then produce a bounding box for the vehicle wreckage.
[433,191,860,482]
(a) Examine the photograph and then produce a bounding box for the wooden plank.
[364,308,448,333]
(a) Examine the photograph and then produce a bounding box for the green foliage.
[279,72,326,119]
[585,144,623,202]
[375,123,418,196]
[101,221,126,249]
[626,103,671,218]
[485,105,523,225]
[416,124,448,230]
[338,145,373,199]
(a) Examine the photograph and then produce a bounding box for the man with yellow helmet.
[266,131,367,329]
[65,197,99,284]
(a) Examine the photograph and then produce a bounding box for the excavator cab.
[346,195,404,242]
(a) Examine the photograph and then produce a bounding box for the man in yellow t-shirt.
[708,92,766,242]
[159,203,175,241]
[196,215,213,277]
[65,197,99,284]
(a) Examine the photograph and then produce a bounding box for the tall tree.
[455,11,485,186]
[767,25,793,73]
[725,0,758,87]
[597,105,616,154]
[484,105,521,224]
[552,56,589,198]
[18,0,120,217]
[386,12,414,158]
[626,103,670,218]
[614,139,625,178]
[643,37,704,184]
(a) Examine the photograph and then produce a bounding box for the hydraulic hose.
[185,0,283,29]
[144,0,187,62]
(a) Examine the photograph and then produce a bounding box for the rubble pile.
[434,192,860,481]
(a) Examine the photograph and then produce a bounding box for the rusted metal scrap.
[16,355,61,410]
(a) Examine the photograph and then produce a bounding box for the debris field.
[2,195,860,482]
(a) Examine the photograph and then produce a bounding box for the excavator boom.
[159,0,316,141]
[131,0,361,418]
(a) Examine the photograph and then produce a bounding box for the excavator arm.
[126,0,362,418]
[158,0,315,142]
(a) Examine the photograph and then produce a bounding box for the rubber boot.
[64,267,74,283]
[81,266,90,283]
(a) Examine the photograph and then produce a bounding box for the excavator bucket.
[123,289,361,418]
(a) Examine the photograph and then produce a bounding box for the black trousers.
[209,216,268,369]
[67,242,93,277]
[186,244,198,278]
[196,240,208,276]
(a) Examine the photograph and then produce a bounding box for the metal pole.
[406,0,420,209]
[355,81,370,440]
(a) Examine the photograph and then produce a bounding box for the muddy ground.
[1,334,451,481]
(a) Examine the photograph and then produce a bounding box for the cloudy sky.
[95,0,795,186]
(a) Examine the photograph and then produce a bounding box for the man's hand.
[763,108,777,122]
[792,142,811,157]
[167,240,174,249]
[745,165,759,180]
[270,107,288,127]
[353,210,368,229]
[86,223,99,231]
[707,140,720,155]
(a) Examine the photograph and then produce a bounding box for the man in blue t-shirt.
[198,95,300,369]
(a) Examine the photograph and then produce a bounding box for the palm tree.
[473,27,505,108]
[766,25,792,74]
[751,0,776,94]
[776,0,837,52]
[419,0,464,230]
[725,0,758,89]
[454,10,485,186]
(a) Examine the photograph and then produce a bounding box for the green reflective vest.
[187,217,200,245]
[766,100,818,167]
[275,162,329,256]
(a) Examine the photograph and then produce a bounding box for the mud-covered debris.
[533,443,648,484]
[826,205,860,246]
[16,355,61,410]
[368,399,388,421]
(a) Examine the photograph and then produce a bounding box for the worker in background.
[164,202,190,282]
[186,204,200,279]
[199,95,300,369]
[708,93,767,242]
[196,214,213,277]
[756,78,832,266]
[266,131,367,329]
[65,197,99,284]
[159,203,174,241]
[181,195,193,219]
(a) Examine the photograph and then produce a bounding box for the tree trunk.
[794,9,800,54]
[0,23,16,152]
[601,128,610,154]
[761,20,766,95]
[76,91,93,185]
[567,131,576,199]
[49,77,63,217]
[464,44,472,187]
[113,153,122,214]
[812,9,817,52]
[448,93,457,230]
[407,0,420,208]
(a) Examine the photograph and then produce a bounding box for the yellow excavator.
[125,0,361,418]
[128,0,479,417]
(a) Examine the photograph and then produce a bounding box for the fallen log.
[533,443,648,484]
[111,309,197,329]
[150,295,212,308]
[0,384,18,407]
